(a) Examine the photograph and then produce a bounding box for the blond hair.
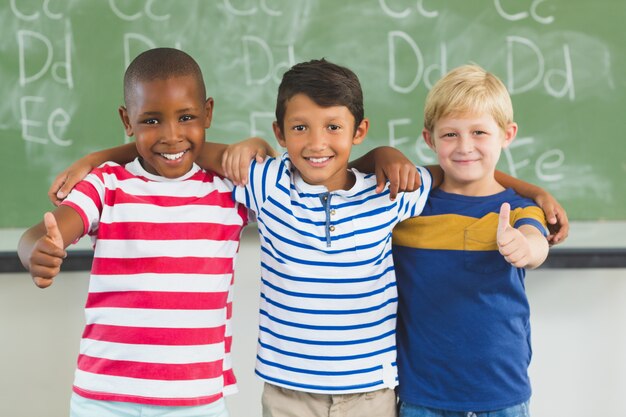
[423,64,513,132]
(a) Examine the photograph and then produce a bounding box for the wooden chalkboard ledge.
[1,248,625,273]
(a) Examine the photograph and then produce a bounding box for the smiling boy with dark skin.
[17,47,264,417]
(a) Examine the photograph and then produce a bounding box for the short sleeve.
[512,205,548,237]
[232,155,289,216]
[61,167,107,236]
[394,165,433,222]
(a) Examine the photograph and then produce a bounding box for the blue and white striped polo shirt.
[233,153,432,394]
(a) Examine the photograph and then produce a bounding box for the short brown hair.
[275,59,364,134]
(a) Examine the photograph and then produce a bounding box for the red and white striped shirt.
[62,159,248,406]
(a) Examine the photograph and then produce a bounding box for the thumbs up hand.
[497,203,531,268]
[29,212,67,288]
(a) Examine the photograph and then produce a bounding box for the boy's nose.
[307,129,327,151]
[457,135,474,153]
[160,122,183,144]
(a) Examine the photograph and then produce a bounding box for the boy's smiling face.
[423,112,517,196]
[119,75,213,178]
[273,93,368,191]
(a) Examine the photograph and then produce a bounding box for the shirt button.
[329,226,336,232]
[330,209,336,216]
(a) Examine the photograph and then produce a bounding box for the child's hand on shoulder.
[28,213,66,288]
[221,137,276,186]
[48,155,99,206]
[372,147,421,200]
[534,191,569,245]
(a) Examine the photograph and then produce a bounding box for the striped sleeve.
[233,156,286,215]
[512,205,548,237]
[396,166,432,222]
[62,164,112,236]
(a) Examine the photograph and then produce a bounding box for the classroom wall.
[1,227,626,417]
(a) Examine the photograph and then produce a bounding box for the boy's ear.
[204,97,214,128]
[502,122,518,149]
[273,121,287,148]
[352,118,369,145]
[118,106,133,137]
[422,128,436,151]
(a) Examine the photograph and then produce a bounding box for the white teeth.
[309,157,329,163]
[161,151,185,160]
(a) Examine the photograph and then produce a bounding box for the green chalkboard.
[1,0,625,227]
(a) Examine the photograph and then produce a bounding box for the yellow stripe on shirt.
[392,206,546,251]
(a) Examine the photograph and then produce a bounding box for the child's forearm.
[349,147,423,199]
[348,148,378,172]
[198,138,277,184]
[424,165,444,189]
[196,142,228,175]
[495,170,543,199]
[89,142,138,166]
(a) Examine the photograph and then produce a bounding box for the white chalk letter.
[48,108,72,146]
[109,0,142,20]
[10,0,39,21]
[536,149,564,182]
[145,0,170,21]
[250,112,276,143]
[388,118,411,148]
[388,31,423,94]
[223,0,257,15]
[43,0,64,19]
[494,0,528,21]
[50,21,74,89]
[379,0,410,18]
[506,36,544,95]
[530,0,554,24]
[417,0,439,18]
[423,42,447,89]
[17,31,53,87]
[242,36,273,85]
[123,33,156,67]
[544,44,575,100]
[20,96,48,144]
[502,136,533,177]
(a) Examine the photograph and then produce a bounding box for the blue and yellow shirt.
[393,187,547,411]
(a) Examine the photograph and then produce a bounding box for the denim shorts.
[70,393,230,417]
[398,400,530,417]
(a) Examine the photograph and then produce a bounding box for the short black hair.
[275,59,364,134]
[123,47,206,105]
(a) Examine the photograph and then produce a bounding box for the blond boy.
[393,64,549,417]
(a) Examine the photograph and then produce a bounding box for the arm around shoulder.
[199,137,277,185]
[494,170,569,245]
[49,142,138,205]
[349,146,422,199]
